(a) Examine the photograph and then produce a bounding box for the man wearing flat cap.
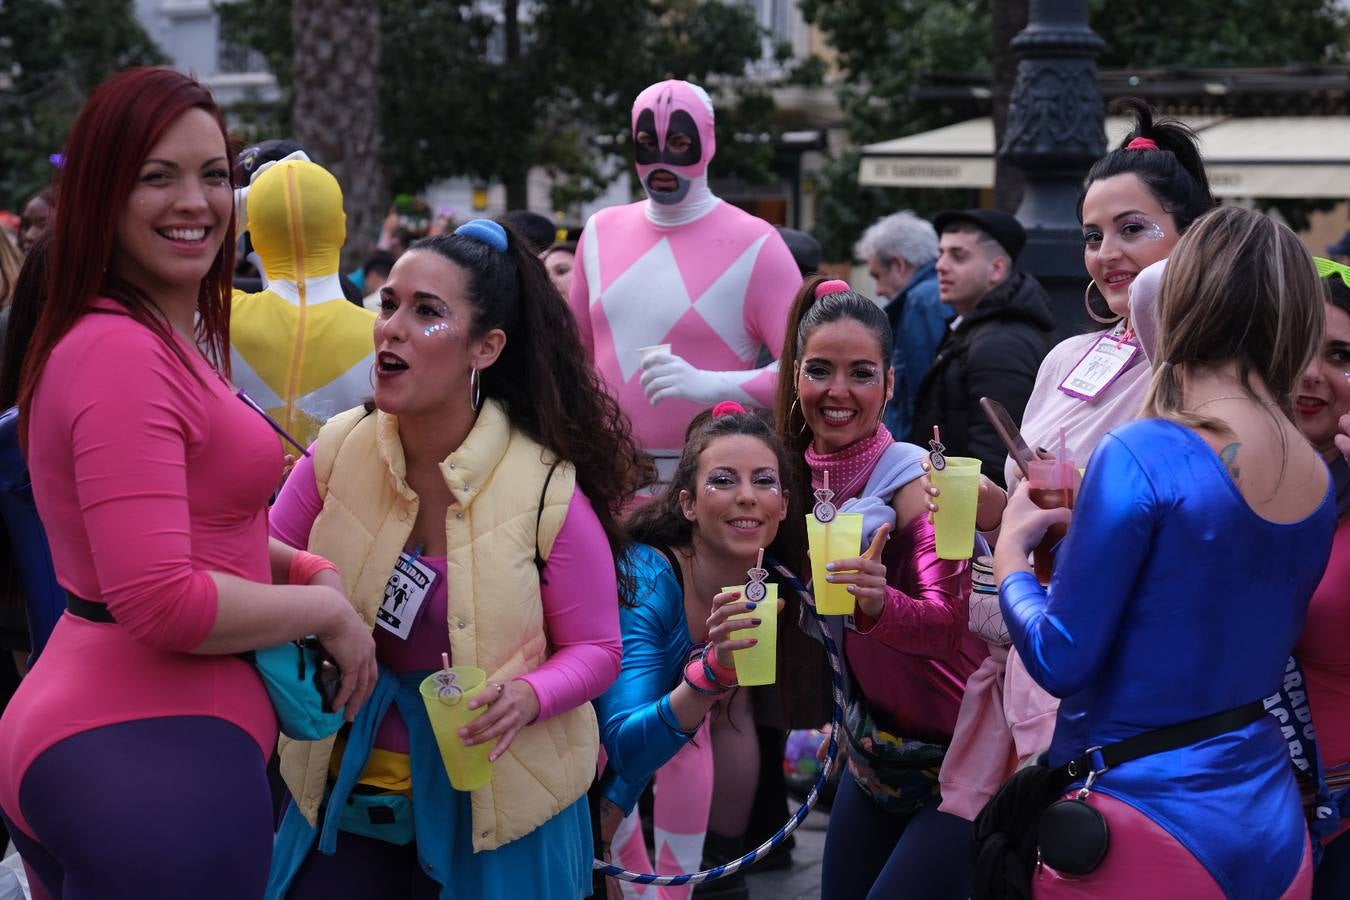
[909,209,1054,487]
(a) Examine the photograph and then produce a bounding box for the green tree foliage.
[802,0,1350,259]
[1092,0,1349,68]
[0,0,166,208]
[799,0,991,259]
[220,0,779,213]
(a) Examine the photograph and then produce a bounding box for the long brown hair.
[17,68,235,445]
[1141,205,1324,435]
[407,224,650,604]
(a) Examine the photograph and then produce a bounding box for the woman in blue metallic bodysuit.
[995,206,1336,899]
[594,405,802,900]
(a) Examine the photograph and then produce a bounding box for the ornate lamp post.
[998,0,1106,336]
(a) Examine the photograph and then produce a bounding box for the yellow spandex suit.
[230,160,376,447]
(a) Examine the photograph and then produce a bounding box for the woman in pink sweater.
[0,68,375,900]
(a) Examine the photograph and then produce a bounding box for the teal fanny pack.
[328,783,416,845]
[246,639,347,742]
[66,593,346,743]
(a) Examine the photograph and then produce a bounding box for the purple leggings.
[1,716,273,900]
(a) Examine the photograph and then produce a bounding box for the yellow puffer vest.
[277,399,599,852]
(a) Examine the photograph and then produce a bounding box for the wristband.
[702,643,738,687]
[682,655,728,696]
[289,550,339,586]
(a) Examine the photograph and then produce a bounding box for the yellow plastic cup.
[930,456,982,560]
[806,512,865,615]
[419,666,494,791]
[724,582,778,687]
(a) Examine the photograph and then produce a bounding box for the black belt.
[1060,699,1267,789]
[67,592,117,624]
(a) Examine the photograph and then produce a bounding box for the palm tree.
[291,0,385,271]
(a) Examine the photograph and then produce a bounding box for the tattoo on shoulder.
[1219,442,1241,483]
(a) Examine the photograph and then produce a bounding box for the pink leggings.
[1034,792,1312,899]
[612,719,715,900]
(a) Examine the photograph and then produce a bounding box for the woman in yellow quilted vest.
[265,218,648,899]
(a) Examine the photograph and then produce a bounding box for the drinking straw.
[929,425,947,469]
[1058,426,1075,509]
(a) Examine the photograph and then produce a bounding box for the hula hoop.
[593,603,846,886]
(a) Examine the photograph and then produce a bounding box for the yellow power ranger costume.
[230,160,376,447]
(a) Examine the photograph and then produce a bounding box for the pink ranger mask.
[631,80,716,206]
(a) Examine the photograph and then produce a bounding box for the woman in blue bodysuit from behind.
[996,206,1335,899]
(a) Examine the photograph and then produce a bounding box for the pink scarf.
[805,424,894,501]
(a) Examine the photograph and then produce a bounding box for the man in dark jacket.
[910,208,1054,487]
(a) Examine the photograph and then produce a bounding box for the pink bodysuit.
[569,80,800,454]
[0,302,281,837]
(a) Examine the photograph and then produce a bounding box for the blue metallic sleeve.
[1000,433,1157,698]
[595,550,699,814]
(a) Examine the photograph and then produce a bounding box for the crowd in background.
[0,65,1349,900]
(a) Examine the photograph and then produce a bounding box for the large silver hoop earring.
[469,367,482,412]
[789,395,808,437]
[1084,281,1123,325]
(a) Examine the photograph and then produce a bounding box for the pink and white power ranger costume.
[569,80,800,463]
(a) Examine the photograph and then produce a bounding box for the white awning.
[859,115,1350,198]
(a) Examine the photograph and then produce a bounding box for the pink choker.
[805,423,894,502]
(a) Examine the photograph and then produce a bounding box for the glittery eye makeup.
[1121,215,1166,242]
[851,366,881,387]
[704,470,738,492]
[702,467,782,494]
[752,469,782,494]
[424,323,451,337]
[801,361,883,387]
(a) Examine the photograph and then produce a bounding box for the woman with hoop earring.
[931,98,1220,823]
[265,219,648,899]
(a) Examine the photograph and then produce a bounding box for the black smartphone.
[979,397,1035,482]
[304,639,343,713]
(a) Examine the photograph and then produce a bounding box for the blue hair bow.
[454,219,508,254]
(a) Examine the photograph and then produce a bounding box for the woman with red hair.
[0,67,376,899]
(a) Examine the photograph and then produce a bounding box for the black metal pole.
[997,0,1106,338]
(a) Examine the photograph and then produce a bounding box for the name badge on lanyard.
[377,550,437,640]
[1057,333,1139,402]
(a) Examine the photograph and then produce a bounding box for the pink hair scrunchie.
[814,279,850,299]
[712,400,748,418]
[1126,137,1160,151]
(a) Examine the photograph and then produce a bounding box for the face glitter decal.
[424,322,451,337]
[1135,219,1166,242]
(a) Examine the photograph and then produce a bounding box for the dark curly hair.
[408,223,651,604]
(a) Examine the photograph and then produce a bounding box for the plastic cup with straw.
[419,652,494,790]
[1027,427,1078,584]
[806,470,865,614]
[928,425,982,560]
[725,548,779,686]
